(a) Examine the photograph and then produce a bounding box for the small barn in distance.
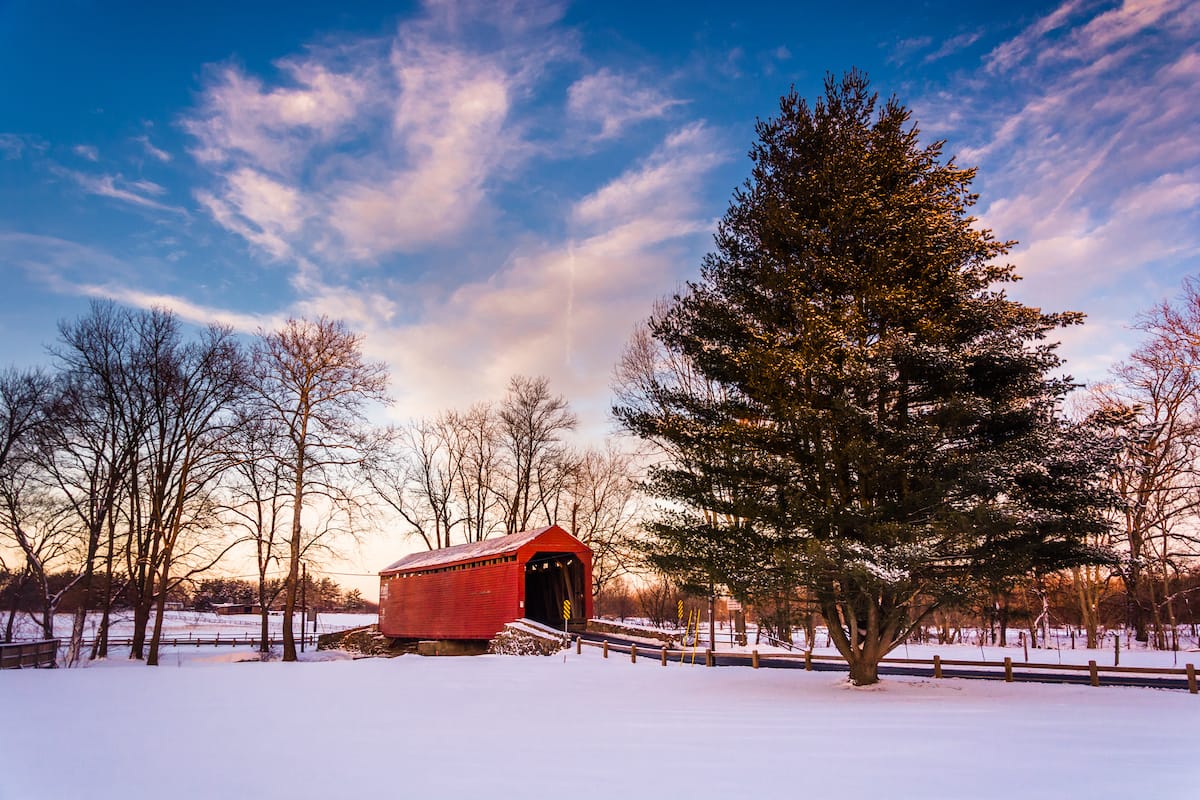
[378,525,592,641]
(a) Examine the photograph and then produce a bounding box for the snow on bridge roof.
[379,526,573,574]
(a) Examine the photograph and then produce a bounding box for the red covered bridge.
[378,525,593,641]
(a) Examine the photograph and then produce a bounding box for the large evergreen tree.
[616,71,1115,685]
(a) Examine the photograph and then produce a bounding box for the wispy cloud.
[925,0,1200,383]
[572,123,719,229]
[0,232,278,333]
[288,122,724,427]
[134,134,171,163]
[184,2,571,265]
[76,284,276,332]
[567,69,685,140]
[985,0,1191,73]
[16,0,724,431]
[54,167,185,215]
[924,31,981,63]
[72,144,99,162]
[889,35,933,64]
[0,133,45,159]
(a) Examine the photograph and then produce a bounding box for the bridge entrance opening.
[524,552,586,630]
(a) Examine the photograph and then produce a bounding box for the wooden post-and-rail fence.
[1,634,319,666]
[78,634,319,649]
[580,638,1199,694]
[0,639,60,669]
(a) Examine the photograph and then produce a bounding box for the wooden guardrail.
[581,636,1199,693]
[0,639,60,669]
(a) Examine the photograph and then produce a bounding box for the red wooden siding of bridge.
[378,525,593,641]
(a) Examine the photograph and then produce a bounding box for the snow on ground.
[7,610,376,643]
[2,644,1196,800]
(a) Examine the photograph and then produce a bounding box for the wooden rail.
[580,637,1198,693]
[0,639,60,669]
[80,634,318,648]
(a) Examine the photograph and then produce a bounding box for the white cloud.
[0,232,281,335]
[986,0,1191,74]
[984,0,1090,73]
[926,1,1200,383]
[573,123,719,228]
[134,134,172,163]
[324,39,514,258]
[341,125,725,429]
[169,0,722,433]
[924,31,981,63]
[76,284,276,333]
[186,60,369,173]
[567,69,684,140]
[0,134,26,158]
[186,5,561,264]
[56,168,184,215]
[72,144,99,162]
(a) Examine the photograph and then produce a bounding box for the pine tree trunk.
[847,657,880,686]
[1127,564,1149,643]
[997,602,1009,648]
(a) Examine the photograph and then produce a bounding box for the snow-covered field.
[11,611,1198,670]
[3,640,1197,800]
[8,610,377,641]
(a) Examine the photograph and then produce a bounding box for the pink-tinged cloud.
[567,69,685,140]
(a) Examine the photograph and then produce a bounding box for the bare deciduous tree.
[562,444,641,598]
[253,317,389,662]
[497,376,577,535]
[222,412,291,653]
[137,315,247,666]
[1101,280,1200,646]
[42,302,146,665]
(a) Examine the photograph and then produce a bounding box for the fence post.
[631,644,637,664]
[933,654,942,679]
[1089,659,1099,687]
[1004,657,1013,682]
[752,650,759,669]
[804,650,812,671]
[575,636,581,655]
[1114,636,1120,667]
[705,648,713,667]
[1186,663,1196,695]
[602,640,608,658]
[661,646,667,666]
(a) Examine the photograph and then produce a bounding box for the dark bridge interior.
[524,552,586,630]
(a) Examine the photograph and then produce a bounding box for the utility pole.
[300,562,307,654]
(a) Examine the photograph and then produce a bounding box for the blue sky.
[2,0,1198,435]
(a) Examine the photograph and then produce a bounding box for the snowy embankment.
[3,645,1197,800]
